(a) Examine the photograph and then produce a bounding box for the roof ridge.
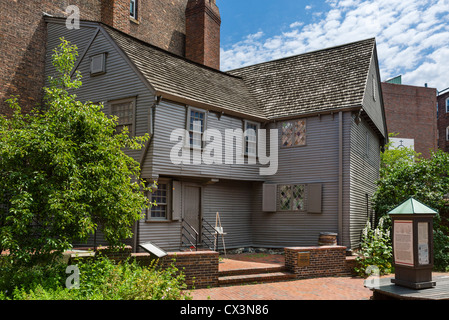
[228,37,376,72]
[101,24,245,80]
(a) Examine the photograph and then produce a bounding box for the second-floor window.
[130,0,137,19]
[244,120,259,157]
[446,98,449,113]
[281,120,306,148]
[187,107,206,149]
[110,98,135,136]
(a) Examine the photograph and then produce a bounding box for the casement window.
[244,120,259,156]
[281,120,306,148]
[187,107,207,149]
[130,0,138,19]
[278,184,306,211]
[262,183,322,213]
[109,97,136,136]
[148,180,170,221]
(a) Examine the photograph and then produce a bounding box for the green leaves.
[371,133,449,271]
[0,38,150,264]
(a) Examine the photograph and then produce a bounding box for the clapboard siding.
[46,22,155,164]
[45,23,98,84]
[251,114,344,247]
[349,112,381,249]
[137,179,254,252]
[150,99,264,181]
[202,180,253,249]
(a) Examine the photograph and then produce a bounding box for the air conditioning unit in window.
[90,53,106,76]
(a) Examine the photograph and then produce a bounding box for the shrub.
[0,255,191,300]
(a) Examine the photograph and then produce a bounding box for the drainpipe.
[338,111,343,246]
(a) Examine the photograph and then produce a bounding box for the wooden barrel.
[318,232,338,246]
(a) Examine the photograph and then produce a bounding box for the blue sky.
[218,0,449,92]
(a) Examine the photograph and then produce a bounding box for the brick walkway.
[190,253,374,300]
[191,276,373,300]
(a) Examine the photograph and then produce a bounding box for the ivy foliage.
[0,38,150,264]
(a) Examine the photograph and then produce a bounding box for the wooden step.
[219,271,296,286]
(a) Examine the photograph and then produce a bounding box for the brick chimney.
[101,0,130,34]
[185,0,221,70]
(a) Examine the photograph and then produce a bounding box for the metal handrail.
[181,219,199,250]
[201,218,217,250]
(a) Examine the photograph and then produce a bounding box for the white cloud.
[221,0,449,91]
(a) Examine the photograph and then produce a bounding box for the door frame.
[182,182,203,242]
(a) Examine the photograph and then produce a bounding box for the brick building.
[381,79,438,158]
[0,0,220,115]
[437,88,449,153]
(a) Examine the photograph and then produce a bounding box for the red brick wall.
[0,0,101,116]
[133,251,219,289]
[284,246,351,279]
[381,83,437,158]
[437,91,449,153]
[185,0,221,70]
[0,0,188,115]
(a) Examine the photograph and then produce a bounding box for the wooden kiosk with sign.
[389,198,437,290]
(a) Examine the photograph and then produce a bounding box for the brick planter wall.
[70,247,219,289]
[132,251,219,289]
[285,246,350,279]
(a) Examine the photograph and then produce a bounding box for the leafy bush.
[0,38,150,264]
[372,135,449,272]
[355,217,393,277]
[0,255,191,300]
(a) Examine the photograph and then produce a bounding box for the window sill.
[130,17,140,25]
[144,220,174,224]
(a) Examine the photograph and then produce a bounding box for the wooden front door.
[183,185,201,237]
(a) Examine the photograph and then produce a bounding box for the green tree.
[0,39,150,264]
[372,134,449,271]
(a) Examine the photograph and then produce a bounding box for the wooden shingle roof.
[103,26,265,120]
[228,38,376,120]
[103,23,377,125]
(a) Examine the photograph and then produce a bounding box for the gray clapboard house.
[44,17,387,253]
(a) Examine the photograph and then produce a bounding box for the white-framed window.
[446,126,449,142]
[187,107,207,149]
[148,179,170,221]
[446,98,449,113]
[244,120,259,157]
[278,184,306,212]
[109,97,136,136]
[281,119,306,148]
[130,0,138,19]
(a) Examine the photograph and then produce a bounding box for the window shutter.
[262,184,277,212]
[91,53,106,76]
[307,183,322,213]
[172,180,182,220]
